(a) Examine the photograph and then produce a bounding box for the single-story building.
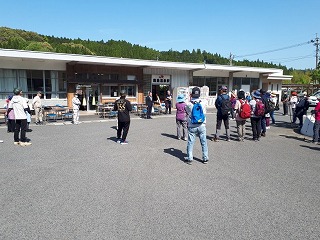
[0,48,292,110]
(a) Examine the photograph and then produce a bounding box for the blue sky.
[0,0,319,70]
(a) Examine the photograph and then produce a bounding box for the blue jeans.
[186,124,208,161]
[313,120,320,142]
[270,111,275,124]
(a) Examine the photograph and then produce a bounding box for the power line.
[258,54,314,63]
[234,41,311,59]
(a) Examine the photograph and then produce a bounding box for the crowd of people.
[171,86,320,164]
[1,87,319,151]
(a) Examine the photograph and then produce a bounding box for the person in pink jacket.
[312,96,320,144]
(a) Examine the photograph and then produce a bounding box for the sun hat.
[191,87,200,98]
[176,94,185,102]
[252,90,261,99]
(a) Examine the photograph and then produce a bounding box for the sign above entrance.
[76,84,92,89]
[152,74,171,85]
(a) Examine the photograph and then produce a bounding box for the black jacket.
[146,96,153,108]
[113,98,132,122]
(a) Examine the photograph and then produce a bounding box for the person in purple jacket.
[175,94,187,140]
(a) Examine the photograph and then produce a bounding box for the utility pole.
[229,52,234,66]
[311,33,319,69]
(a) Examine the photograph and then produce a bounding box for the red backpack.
[255,100,265,116]
[239,99,251,119]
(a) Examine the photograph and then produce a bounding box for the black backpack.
[220,96,232,116]
[264,98,275,114]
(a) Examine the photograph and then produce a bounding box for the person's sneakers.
[116,139,122,143]
[226,138,231,142]
[177,137,181,140]
[14,141,20,145]
[120,140,128,145]
[182,138,187,141]
[184,157,192,165]
[312,141,318,145]
[261,132,266,137]
[202,160,208,164]
[20,142,32,146]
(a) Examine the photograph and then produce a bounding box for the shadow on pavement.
[300,144,320,151]
[163,148,203,164]
[279,134,309,143]
[161,133,177,140]
[107,136,118,142]
[163,148,185,162]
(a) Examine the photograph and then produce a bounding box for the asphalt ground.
[0,109,319,240]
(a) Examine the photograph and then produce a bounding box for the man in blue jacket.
[212,86,231,142]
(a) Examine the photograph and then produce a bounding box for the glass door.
[87,85,99,111]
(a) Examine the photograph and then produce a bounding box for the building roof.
[0,48,292,80]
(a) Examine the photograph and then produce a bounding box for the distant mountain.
[0,26,291,74]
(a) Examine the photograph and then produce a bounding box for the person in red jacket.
[312,96,320,144]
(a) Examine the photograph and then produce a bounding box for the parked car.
[308,90,320,106]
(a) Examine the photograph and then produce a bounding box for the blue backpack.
[191,101,205,124]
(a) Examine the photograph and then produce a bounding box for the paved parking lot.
[0,110,319,239]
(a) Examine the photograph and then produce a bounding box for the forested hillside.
[1,26,319,84]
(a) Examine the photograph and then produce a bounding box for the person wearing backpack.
[184,87,208,165]
[259,89,269,137]
[234,90,250,141]
[175,94,187,141]
[295,92,310,128]
[212,86,232,142]
[249,90,264,142]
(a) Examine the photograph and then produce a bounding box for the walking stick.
[288,105,293,126]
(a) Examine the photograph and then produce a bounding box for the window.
[120,85,136,97]
[101,85,136,97]
[127,75,136,80]
[192,76,228,96]
[232,77,259,93]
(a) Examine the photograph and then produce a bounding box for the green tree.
[311,69,320,85]
[55,43,95,55]
[25,42,54,52]
[291,70,311,84]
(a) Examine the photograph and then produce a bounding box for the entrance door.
[86,85,99,111]
[152,85,169,102]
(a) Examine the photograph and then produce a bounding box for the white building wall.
[143,68,190,90]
